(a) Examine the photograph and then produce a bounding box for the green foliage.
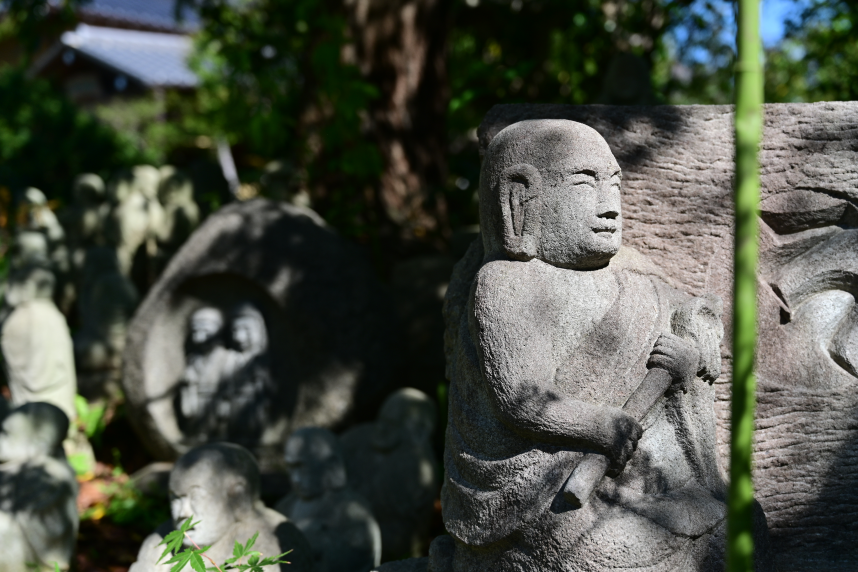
[0,66,148,202]
[79,478,171,532]
[0,0,85,56]
[765,0,858,103]
[180,0,382,238]
[74,395,107,440]
[158,518,292,572]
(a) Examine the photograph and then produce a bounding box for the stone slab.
[123,199,401,469]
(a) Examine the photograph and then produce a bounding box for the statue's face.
[230,311,266,354]
[0,415,27,462]
[0,414,50,462]
[284,433,340,500]
[373,400,405,451]
[189,308,224,346]
[169,464,235,547]
[538,149,622,269]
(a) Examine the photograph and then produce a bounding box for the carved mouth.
[592,227,616,234]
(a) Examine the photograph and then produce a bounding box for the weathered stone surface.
[123,199,400,468]
[130,443,315,572]
[341,388,439,561]
[275,428,381,572]
[442,118,739,571]
[1,287,77,424]
[478,102,858,570]
[0,403,78,572]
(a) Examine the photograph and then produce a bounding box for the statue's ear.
[498,163,542,261]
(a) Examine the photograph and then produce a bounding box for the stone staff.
[562,296,720,508]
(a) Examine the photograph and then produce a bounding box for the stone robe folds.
[442,242,727,571]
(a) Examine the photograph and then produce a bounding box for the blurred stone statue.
[62,174,110,280]
[261,161,311,208]
[106,166,165,278]
[275,428,381,572]
[20,188,65,254]
[130,443,315,572]
[155,166,200,267]
[0,403,79,572]
[177,302,274,445]
[74,247,139,396]
[19,188,73,312]
[341,388,438,560]
[1,265,77,424]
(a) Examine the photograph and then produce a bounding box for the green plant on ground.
[158,517,292,572]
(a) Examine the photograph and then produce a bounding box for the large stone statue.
[438,119,763,571]
[340,388,438,561]
[106,165,165,278]
[275,428,381,572]
[176,302,274,445]
[0,402,79,572]
[1,266,77,424]
[130,443,315,572]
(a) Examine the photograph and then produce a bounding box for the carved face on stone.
[169,444,258,547]
[229,304,267,355]
[284,428,346,500]
[188,307,224,347]
[481,119,623,269]
[537,146,622,269]
[0,403,67,463]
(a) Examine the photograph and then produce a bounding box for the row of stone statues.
[132,388,439,572]
[6,165,201,396]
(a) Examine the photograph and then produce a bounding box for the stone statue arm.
[129,523,174,572]
[471,264,641,467]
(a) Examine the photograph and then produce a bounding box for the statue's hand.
[647,333,699,394]
[605,411,643,477]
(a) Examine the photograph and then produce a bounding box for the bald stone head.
[479,119,622,270]
[373,388,436,451]
[73,174,106,204]
[229,303,267,355]
[0,402,69,463]
[169,443,260,547]
[284,427,347,500]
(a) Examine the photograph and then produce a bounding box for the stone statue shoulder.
[257,505,318,572]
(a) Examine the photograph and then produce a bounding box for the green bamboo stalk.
[729,0,763,570]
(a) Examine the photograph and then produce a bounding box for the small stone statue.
[156,166,200,257]
[340,388,438,561]
[130,443,315,572]
[63,174,110,277]
[275,428,381,572]
[74,247,139,396]
[1,266,77,424]
[438,119,767,571]
[176,303,274,446]
[19,188,73,312]
[0,402,79,572]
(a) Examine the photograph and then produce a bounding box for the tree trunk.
[345,0,451,245]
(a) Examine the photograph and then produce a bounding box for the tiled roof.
[59,24,198,88]
[78,0,199,32]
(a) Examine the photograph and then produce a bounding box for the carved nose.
[598,209,619,219]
